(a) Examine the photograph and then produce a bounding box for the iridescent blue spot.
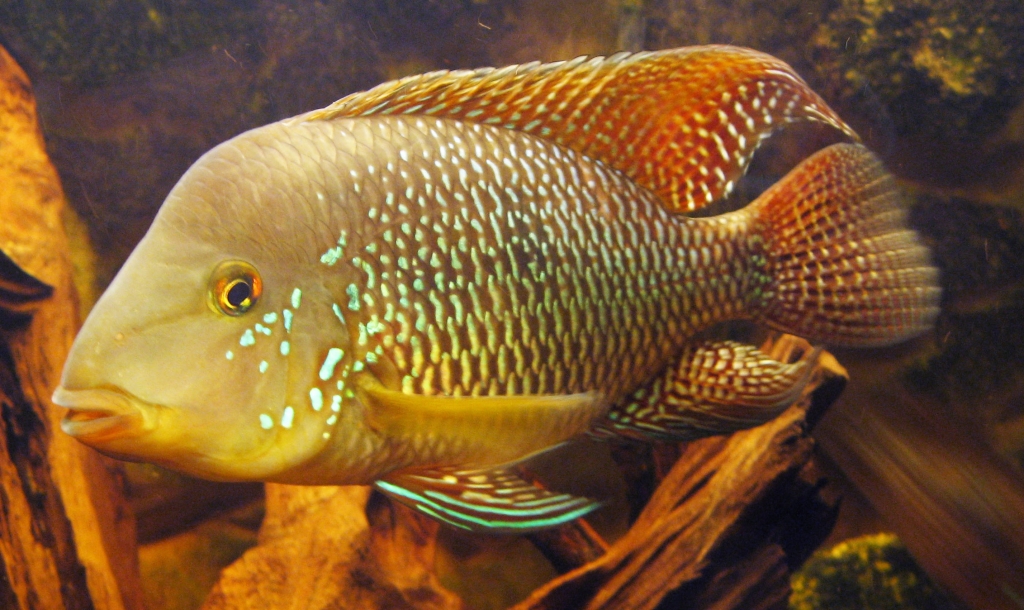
[259,414,273,430]
[291,288,302,309]
[309,388,324,411]
[346,284,361,311]
[280,340,290,356]
[281,406,295,429]
[321,246,343,266]
[263,312,278,324]
[319,348,344,381]
[239,330,255,347]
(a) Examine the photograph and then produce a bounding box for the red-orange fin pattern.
[304,45,857,213]
[747,143,941,346]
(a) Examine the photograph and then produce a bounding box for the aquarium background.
[1,1,1023,609]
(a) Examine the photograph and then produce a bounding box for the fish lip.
[53,386,156,443]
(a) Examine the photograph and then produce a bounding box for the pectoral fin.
[596,340,821,441]
[376,465,601,533]
[356,377,608,466]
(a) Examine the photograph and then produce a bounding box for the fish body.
[53,47,940,532]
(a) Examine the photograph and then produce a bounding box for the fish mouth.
[53,386,156,443]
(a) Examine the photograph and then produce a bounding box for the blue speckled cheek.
[240,270,363,448]
[218,294,298,433]
[313,232,366,438]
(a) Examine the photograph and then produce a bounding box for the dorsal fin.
[304,45,857,213]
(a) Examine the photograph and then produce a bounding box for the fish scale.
[331,117,750,407]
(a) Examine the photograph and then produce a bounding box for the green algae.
[815,0,1024,143]
[790,533,968,610]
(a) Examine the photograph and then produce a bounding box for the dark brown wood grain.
[0,43,144,610]
[526,518,609,575]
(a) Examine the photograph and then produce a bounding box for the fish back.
[305,46,856,214]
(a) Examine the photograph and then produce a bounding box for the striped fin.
[596,340,820,441]
[745,143,942,347]
[375,465,601,534]
[304,45,857,213]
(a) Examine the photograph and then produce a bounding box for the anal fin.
[375,465,601,534]
[596,339,820,441]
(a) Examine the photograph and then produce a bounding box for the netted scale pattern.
[333,117,755,403]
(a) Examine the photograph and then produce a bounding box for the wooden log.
[202,485,463,610]
[512,338,846,610]
[0,44,143,609]
[525,518,608,575]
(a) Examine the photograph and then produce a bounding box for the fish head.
[53,122,357,481]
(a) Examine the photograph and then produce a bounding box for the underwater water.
[1,1,1023,609]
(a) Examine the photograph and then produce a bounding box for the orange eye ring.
[209,261,262,316]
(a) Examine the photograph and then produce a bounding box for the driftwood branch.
[513,337,846,610]
[203,485,462,609]
[0,44,143,610]
[525,517,608,575]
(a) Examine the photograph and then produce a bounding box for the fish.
[52,46,940,533]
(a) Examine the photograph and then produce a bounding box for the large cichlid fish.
[53,46,940,533]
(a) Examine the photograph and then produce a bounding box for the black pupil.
[226,279,252,308]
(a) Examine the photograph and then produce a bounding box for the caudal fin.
[747,143,940,347]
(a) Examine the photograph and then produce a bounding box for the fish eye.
[209,261,262,316]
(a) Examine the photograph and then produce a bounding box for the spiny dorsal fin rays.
[375,465,601,533]
[303,45,858,213]
[356,376,609,467]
